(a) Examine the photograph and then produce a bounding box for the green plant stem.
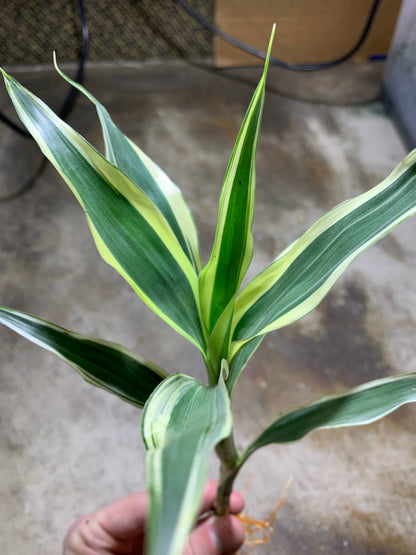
[214,430,240,515]
[215,465,239,516]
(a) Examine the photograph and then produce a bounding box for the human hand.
[63,479,245,555]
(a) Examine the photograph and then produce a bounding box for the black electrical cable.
[0,157,48,203]
[0,0,382,202]
[0,0,89,203]
[0,0,89,139]
[1,0,382,135]
[59,0,89,120]
[171,0,382,71]
[0,111,31,138]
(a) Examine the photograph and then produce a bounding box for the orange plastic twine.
[235,476,293,554]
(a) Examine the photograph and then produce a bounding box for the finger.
[200,480,245,516]
[185,514,245,555]
[63,513,121,555]
[63,493,148,554]
[93,491,148,539]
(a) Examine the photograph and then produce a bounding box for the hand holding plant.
[1,27,416,554]
[63,480,245,555]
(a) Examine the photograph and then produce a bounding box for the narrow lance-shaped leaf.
[1,70,205,351]
[231,150,416,354]
[239,372,416,465]
[199,26,275,336]
[0,306,167,408]
[53,56,202,273]
[142,369,232,555]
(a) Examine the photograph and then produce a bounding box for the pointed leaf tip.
[2,72,205,350]
[264,24,276,73]
[239,372,416,465]
[0,306,167,408]
[199,28,273,338]
[1,68,10,80]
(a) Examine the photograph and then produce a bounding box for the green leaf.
[227,334,264,393]
[1,70,205,351]
[231,149,416,348]
[199,26,275,336]
[142,370,232,555]
[240,373,416,465]
[53,56,202,273]
[0,306,167,408]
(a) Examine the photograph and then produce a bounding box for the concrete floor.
[0,61,415,554]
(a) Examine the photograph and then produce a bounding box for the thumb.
[184,514,245,555]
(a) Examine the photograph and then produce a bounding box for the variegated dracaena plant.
[1,28,416,555]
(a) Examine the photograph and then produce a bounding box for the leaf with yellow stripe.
[198,26,275,343]
[142,369,232,555]
[53,56,201,273]
[230,150,416,375]
[1,70,205,351]
[239,372,416,465]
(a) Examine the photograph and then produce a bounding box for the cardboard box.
[214,0,402,67]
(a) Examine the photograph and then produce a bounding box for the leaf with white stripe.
[231,150,416,354]
[1,70,205,351]
[53,57,201,273]
[142,370,232,555]
[239,373,416,464]
[199,26,275,339]
[0,306,167,408]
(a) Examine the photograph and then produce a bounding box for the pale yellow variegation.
[1,24,416,555]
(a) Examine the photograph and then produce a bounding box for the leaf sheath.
[142,372,232,555]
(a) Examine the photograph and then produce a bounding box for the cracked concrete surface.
[0,61,415,554]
